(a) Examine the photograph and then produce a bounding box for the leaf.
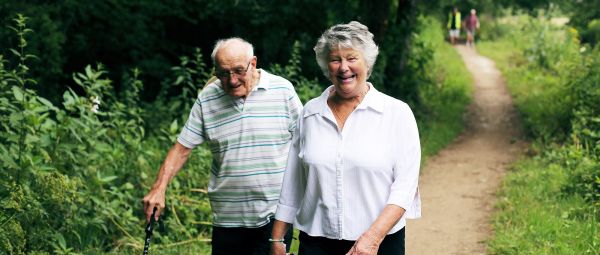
[25,134,40,144]
[85,65,93,79]
[12,86,23,101]
[9,49,21,58]
[169,119,179,133]
[37,97,56,110]
[54,232,67,250]
[95,142,111,152]
[100,175,117,183]
[36,165,56,172]
[122,182,134,190]
[9,112,23,123]
[175,76,184,85]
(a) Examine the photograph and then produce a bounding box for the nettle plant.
[0,14,218,254]
[0,14,144,254]
[0,14,156,254]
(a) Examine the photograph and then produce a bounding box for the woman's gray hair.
[210,37,254,65]
[314,21,379,78]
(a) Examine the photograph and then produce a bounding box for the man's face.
[214,48,256,98]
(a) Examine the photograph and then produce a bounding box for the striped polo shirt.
[177,69,303,227]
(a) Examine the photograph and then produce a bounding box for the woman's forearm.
[271,219,291,239]
[364,204,406,243]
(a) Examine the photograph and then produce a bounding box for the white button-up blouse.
[275,84,421,240]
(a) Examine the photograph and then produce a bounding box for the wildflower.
[91,96,101,113]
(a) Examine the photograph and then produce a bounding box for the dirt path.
[406,45,525,254]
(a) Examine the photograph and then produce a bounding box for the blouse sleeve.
[275,111,307,223]
[386,103,422,219]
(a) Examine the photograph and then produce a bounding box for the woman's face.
[327,47,369,98]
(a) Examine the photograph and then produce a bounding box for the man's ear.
[252,56,258,67]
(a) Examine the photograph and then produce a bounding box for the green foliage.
[143,47,212,141]
[0,15,215,254]
[491,158,599,254]
[479,15,586,142]
[569,46,600,156]
[561,159,600,210]
[479,12,600,255]
[268,41,321,104]
[477,14,513,41]
[563,0,600,45]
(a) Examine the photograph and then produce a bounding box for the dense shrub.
[0,15,214,254]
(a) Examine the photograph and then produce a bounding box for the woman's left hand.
[345,231,382,255]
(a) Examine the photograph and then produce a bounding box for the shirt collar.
[253,69,269,91]
[303,82,384,117]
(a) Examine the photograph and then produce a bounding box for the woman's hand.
[270,242,286,255]
[345,231,382,255]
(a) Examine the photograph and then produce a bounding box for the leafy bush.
[562,160,600,210]
[0,14,214,254]
[569,46,600,157]
[478,14,513,41]
[268,41,321,104]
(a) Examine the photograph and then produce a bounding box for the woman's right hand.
[270,242,286,255]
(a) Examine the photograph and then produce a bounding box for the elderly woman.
[270,21,421,255]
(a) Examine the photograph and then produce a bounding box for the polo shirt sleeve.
[387,103,422,219]
[177,95,206,149]
[287,87,303,133]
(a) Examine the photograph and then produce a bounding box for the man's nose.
[227,75,239,85]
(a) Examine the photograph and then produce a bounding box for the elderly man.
[143,37,301,255]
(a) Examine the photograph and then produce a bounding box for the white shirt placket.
[335,132,344,238]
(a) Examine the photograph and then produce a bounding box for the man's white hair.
[210,37,254,65]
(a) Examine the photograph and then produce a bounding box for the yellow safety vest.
[447,12,461,29]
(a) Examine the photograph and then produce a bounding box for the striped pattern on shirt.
[177,70,302,227]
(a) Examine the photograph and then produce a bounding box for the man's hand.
[142,189,166,223]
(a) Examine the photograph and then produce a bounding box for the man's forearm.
[151,142,192,190]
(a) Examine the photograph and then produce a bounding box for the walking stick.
[143,207,157,255]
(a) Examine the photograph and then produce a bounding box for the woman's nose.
[338,59,350,72]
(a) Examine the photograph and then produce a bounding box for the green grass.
[490,159,599,254]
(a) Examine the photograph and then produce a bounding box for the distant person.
[464,9,480,47]
[447,7,461,45]
[142,37,302,255]
[270,21,421,255]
